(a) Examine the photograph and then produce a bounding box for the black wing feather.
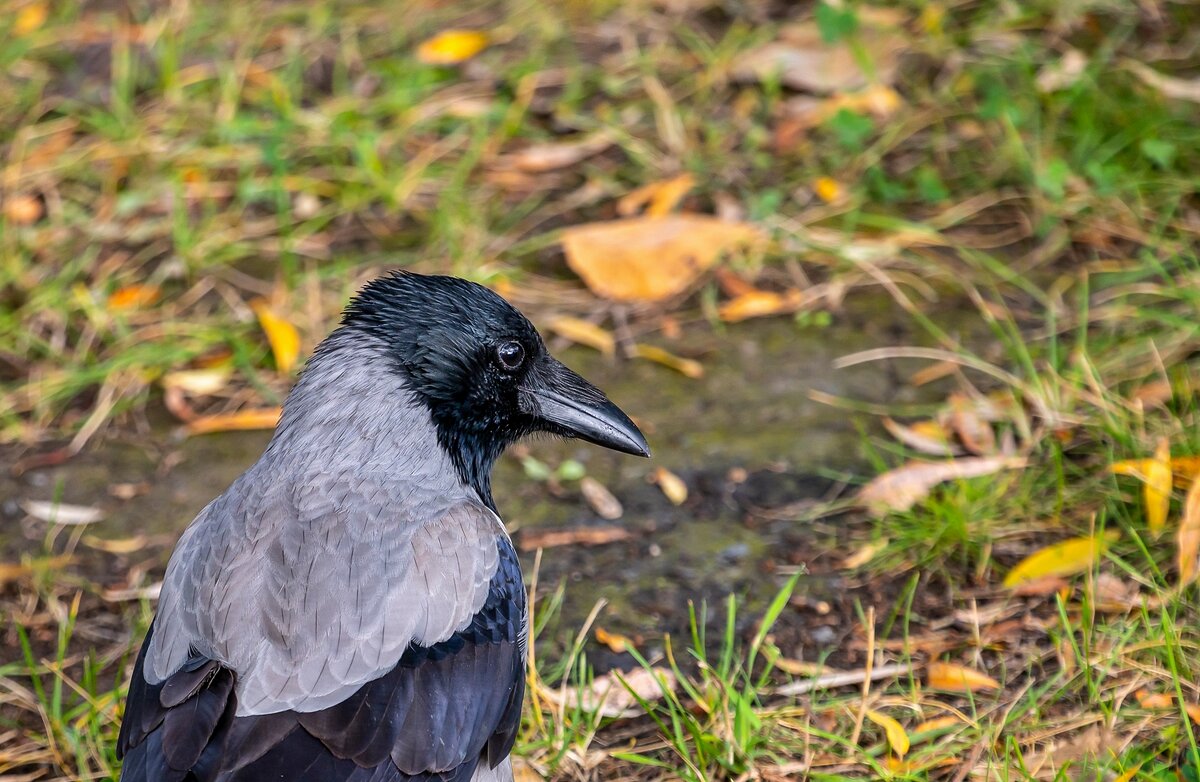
[118,536,526,782]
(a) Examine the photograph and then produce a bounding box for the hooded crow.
[116,272,649,782]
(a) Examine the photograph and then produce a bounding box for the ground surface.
[2,0,1200,780]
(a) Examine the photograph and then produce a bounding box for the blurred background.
[3,0,1200,779]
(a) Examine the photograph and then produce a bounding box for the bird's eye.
[496,341,526,371]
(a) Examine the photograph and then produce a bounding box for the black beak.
[521,358,650,458]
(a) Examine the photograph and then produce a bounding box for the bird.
[116,271,649,782]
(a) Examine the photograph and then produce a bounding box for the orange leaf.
[632,344,704,378]
[1136,690,1175,709]
[813,176,842,204]
[865,710,909,758]
[718,289,804,323]
[545,316,615,356]
[562,215,762,302]
[617,174,695,218]
[858,456,1026,516]
[650,467,688,505]
[14,2,47,35]
[184,408,281,436]
[927,661,1000,693]
[4,193,42,224]
[912,715,961,736]
[1179,474,1200,586]
[107,284,160,310]
[1186,703,1200,723]
[416,29,489,65]
[251,300,301,373]
[595,627,634,653]
[1146,437,1172,535]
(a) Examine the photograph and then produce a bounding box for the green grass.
[4,0,1200,779]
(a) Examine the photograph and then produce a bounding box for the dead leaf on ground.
[865,709,910,758]
[561,215,763,302]
[497,130,614,173]
[650,466,688,505]
[21,500,105,525]
[733,23,907,94]
[162,367,233,396]
[14,2,48,35]
[108,284,160,311]
[927,661,1000,693]
[517,525,632,551]
[1036,48,1088,92]
[842,539,888,569]
[1145,437,1172,536]
[595,627,635,653]
[184,407,281,436]
[617,174,695,217]
[5,193,43,224]
[0,555,73,587]
[1088,572,1139,612]
[882,418,957,457]
[1178,474,1200,586]
[1136,690,1175,709]
[580,476,623,519]
[778,85,903,139]
[1003,531,1119,588]
[251,300,301,374]
[545,316,615,356]
[1126,59,1200,104]
[719,289,805,323]
[858,456,1026,516]
[1113,454,1200,489]
[416,29,490,65]
[103,582,163,602]
[83,534,149,554]
[632,344,704,378]
[547,666,676,718]
[949,394,997,455]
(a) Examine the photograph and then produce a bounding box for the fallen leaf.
[107,284,160,311]
[617,174,695,218]
[718,289,805,323]
[842,539,888,569]
[517,525,632,551]
[1179,474,1200,586]
[632,344,704,378]
[184,407,281,436]
[927,661,1000,693]
[83,534,149,554]
[161,367,233,396]
[912,716,962,736]
[595,627,634,653]
[713,268,759,297]
[14,2,47,35]
[949,394,996,455]
[858,456,1026,516]
[813,176,842,204]
[1113,762,1146,782]
[779,85,903,135]
[882,418,956,456]
[416,29,489,65]
[1009,574,1071,597]
[251,300,301,373]
[500,131,614,173]
[580,476,623,519]
[511,758,542,782]
[650,467,688,505]
[1036,48,1088,92]
[1145,438,1172,535]
[103,582,163,602]
[1187,703,1200,723]
[545,316,615,356]
[1003,531,1119,588]
[733,24,907,94]
[547,666,676,718]
[1127,59,1200,104]
[108,482,150,500]
[774,658,829,676]
[4,193,42,224]
[1136,690,1175,709]
[865,709,910,758]
[21,500,105,525]
[561,215,762,302]
[1088,572,1138,613]
[0,555,72,586]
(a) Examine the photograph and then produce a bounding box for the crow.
[117,272,649,782]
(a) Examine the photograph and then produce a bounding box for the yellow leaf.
[617,174,695,218]
[184,407,281,436]
[545,316,615,356]
[927,661,1000,693]
[718,289,804,323]
[814,176,842,204]
[1113,455,1200,489]
[651,467,688,505]
[251,300,301,373]
[1179,474,1200,586]
[865,709,910,758]
[4,193,42,224]
[595,627,634,653]
[632,344,704,378]
[83,535,149,554]
[1146,437,1172,535]
[416,29,489,65]
[912,715,961,736]
[162,367,232,396]
[1003,532,1118,588]
[107,284,160,310]
[561,215,763,302]
[1112,762,1146,782]
[858,456,1026,516]
[15,2,48,35]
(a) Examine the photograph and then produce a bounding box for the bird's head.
[339,272,649,506]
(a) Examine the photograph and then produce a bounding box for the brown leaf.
[1178,474,1200,586]
[0,555,72,586]
[546,666,675,718]
[842,539,888,569]
[650,467,688,505]
[1136,690,1174,709]
[882,418,957,456]
[949,394,996,455]
[184,407,281,436]
[562,215,763,302]
[718,289,805,323]
[545,316,615,356]
[162,367,232,396]
[500,131,614,173]
[927,661,1000,693]
[632,344,704,378]
[4,193,43,224]
[83,534,149,554]
[595,627,634,653]
[1127,60,1200,104]
[858,456,1026,516]
[733,23,907,94]
[580,476,623,519]
[617,174,695,218]
[517,525,632,551]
